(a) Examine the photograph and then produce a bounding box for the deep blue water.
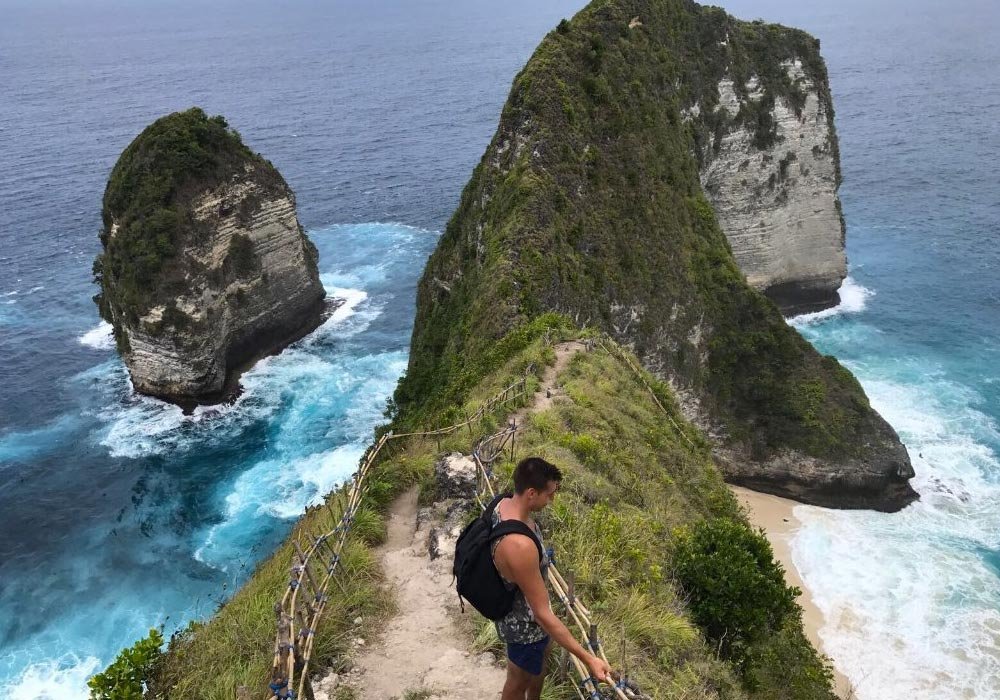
[0,1,582,695]
[1,0,998,698]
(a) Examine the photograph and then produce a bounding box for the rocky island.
[397,2,917,511]
[93,108,327,407]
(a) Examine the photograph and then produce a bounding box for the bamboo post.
[621,621,628,692]
[272,606,292,698]
[292,541,321,600]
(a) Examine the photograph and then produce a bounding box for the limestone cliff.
[93,108,326,406]
[685,32,846,315]
[395,0,917,511]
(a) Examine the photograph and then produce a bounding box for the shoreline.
[728,485,853,699]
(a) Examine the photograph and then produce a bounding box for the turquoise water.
[1,0,998,697]
[722,0,1000,695]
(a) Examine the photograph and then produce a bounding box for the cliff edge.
[396,0,916,511]
[686,23,847,315]
[93,108,326,406]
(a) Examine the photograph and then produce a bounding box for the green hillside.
[394,0,914,510]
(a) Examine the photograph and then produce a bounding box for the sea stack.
[688,38,847,316]
[93,108,326,406]
[397,1,917,511]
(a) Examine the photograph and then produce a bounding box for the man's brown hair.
[513,456,562,494]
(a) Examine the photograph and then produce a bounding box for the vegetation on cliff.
[93,107,293,337]
[142,328,834,698]
[394,0,905,478]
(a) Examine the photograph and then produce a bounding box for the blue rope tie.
[289,580,299,589]
[546,547,556,566]
[579,676,601,699]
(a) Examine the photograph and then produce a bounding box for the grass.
[146,454,429,698]
[144,329,834,699]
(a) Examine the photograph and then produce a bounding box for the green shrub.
[672,518,797,670]
[88,628,163,700]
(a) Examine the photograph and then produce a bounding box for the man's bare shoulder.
[494,529,539,561]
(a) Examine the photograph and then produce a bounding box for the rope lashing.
[579,677,603,700]
[269,679,295,699]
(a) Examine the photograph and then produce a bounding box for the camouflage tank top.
[490,505,550,644]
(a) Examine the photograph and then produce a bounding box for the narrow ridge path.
[338,487,504,699]
[322,340,587,699]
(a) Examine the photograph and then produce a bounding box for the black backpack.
[453,493,543,620]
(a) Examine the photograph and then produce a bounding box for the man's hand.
[585,654,613,684]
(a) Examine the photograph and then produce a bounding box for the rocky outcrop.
[94,108,326,406]
[397,2,917,511]
[693,61,846,315]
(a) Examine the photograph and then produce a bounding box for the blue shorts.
[506,635,550,676]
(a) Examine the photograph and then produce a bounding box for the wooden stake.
[292,541,320,599]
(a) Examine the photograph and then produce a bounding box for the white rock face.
[696,60,846,314]
[115,163,325,404]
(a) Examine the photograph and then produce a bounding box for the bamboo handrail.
[267,376,528,699]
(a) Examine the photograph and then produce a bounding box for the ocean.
[0,0,997,698]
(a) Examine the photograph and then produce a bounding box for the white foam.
[325,286,368,325]
[791,367,1000,699]
[192,348,407,568]
[789,276,873,326]
[96,287,380,459]
[0,654,101,700]
[78,321,114,350]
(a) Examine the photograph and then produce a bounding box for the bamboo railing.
[267,376,529,700]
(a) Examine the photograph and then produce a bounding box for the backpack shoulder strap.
[487,520,544,562]
[483,492,508,518]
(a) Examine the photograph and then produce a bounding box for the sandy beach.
[729,486,853,699]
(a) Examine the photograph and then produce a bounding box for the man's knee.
[503,662,532,697]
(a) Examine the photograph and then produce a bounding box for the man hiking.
[491,456,612,699]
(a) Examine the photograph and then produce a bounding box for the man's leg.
[502,659,533,700]
[525,640,550,700]
[525,668,545,700]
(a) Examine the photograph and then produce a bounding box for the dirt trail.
[321,341,587,699]
[328,487,503,699]
[511,340,587,425]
